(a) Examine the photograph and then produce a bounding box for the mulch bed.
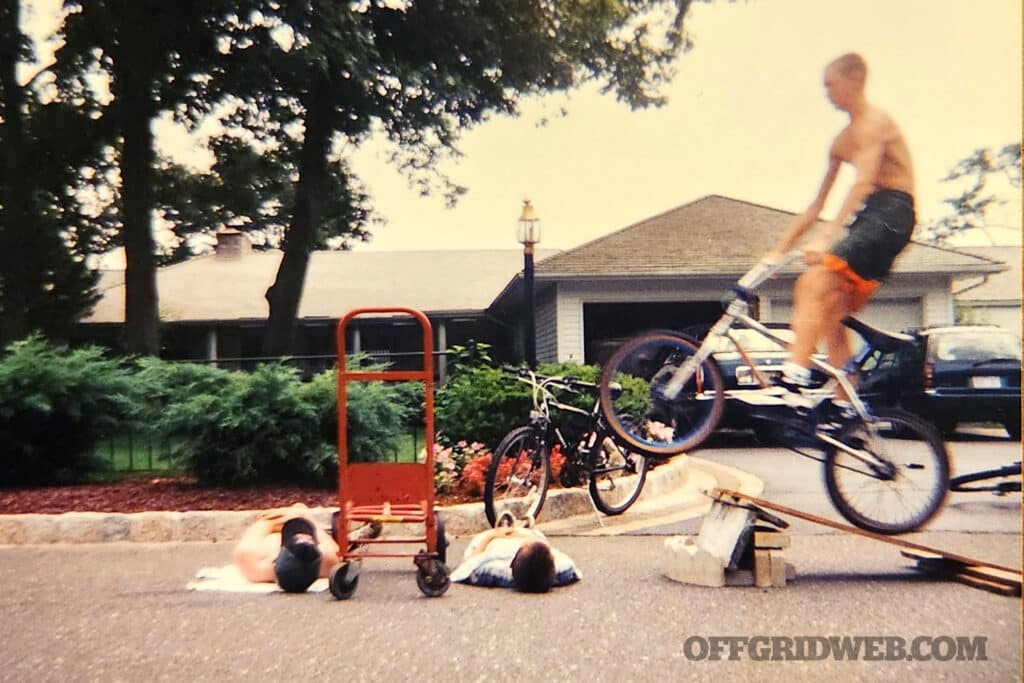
[0,477,479,515]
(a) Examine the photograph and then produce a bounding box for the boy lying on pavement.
[233,503,379,593]
[451,512,581,592]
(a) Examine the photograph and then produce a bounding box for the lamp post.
[517,199,541,369]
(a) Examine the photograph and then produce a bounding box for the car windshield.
[928,330,1022,363]
[713,328,788,354]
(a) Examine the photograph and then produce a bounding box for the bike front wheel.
[599,330,725,457]
[484,426,551,527]
[588,432,649,515]
[824,408,950,534]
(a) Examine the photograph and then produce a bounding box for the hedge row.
[0,336,416,487]
[0,336,648,488]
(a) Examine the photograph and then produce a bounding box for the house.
[952,245,1021,331]
[78,195,1005,372]
[79,231,558,377]
[488,196,1006,364]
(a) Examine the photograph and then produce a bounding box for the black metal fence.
[97,351,446,473]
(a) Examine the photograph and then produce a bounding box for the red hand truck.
[328,307,449,599]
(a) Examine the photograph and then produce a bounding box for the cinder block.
[662,535,726,587]
[697,498,757,570]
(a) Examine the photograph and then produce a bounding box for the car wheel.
[1003,418,1021,441]
[752,422,777,445]
[932,418,957,437]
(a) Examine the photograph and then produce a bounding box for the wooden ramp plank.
[712,487,1023,592]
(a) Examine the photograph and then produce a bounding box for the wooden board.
[711,487,1023,593]
[901,549,1022,596]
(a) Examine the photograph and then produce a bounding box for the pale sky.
[23,0,1024,253]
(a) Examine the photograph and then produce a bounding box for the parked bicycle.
[597,252,950,535]
[483,367,649,526]
[949,461,1021,495]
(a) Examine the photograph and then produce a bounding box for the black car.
[858,325,1022,439]
[702,324,825,441]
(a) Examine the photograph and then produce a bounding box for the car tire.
[933,418,957,437]
[1003,418,1021,441]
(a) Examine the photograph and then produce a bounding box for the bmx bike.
[949,461,1021,495]
[597,252,950,535]
[483,367,649,526]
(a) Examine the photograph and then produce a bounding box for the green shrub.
[434,365,531,449]
[299,363,420,467]
[0,335,140,485]
[150,362,332,486]
[433,361,651,450]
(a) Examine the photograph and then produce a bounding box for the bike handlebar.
[737,250,803,290]
[499,365,598,392]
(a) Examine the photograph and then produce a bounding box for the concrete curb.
[0,455,755,545]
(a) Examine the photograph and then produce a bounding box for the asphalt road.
[1,429,1020,683]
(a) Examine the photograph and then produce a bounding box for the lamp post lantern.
[517,199,541,368]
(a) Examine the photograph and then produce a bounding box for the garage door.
[768,297,922,334]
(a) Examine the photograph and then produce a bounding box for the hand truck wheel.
[433,512,448,566]
[415,558,450,597]
[328,561,359,600]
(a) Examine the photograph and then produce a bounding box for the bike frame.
[514,369,632,477]
[658,252,894,468]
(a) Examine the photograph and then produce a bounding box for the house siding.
[555,278,737,363]
[535,288,559,364]
[922,288,953,326]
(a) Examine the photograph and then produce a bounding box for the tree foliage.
[28,0,720,358]
[0,0,102,346]
[197,0,708,355]
[921,142,1022,245]
[51,0,252,355]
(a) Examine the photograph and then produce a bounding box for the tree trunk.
[0,0,30,346]
[263,74,332,356]
[114,45,160,356]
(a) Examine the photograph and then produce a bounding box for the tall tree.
[0,0,101,346]
[52,0,247,355]
[922,142,1022,245]
[206,0,708,355]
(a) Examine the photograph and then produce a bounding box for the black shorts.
[829,189,915,282]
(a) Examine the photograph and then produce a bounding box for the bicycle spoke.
[824,409,949,534]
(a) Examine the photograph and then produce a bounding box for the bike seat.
[841,316,914,353]
[608,381,623,400]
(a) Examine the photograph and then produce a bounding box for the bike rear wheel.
[598,330,725,457]
[484,426,551,527]
[824,408,949,534]
[588,432,649,515]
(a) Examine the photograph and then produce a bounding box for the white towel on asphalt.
[187,564,328,593]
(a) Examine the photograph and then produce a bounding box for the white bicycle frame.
[658,252,891,466]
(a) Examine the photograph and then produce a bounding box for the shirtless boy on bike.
[765,53,915,410]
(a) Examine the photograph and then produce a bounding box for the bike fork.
[661,315,734,399]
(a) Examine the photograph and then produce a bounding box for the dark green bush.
[150,362,332,486]
[299,365,420,467]
[0,335,140,485]
[139,357,422,486]
[434,361,650,450]
[434,365,531,449]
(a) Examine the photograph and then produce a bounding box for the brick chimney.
[214,229,252,258]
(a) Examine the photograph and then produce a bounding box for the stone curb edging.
[0,455,754,546]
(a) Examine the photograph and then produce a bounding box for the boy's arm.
[767,153,841,260]
[802,121,887,259]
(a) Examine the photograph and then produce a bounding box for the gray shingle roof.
[954,245,1022,302]
[84,249,559,324]
[533,195,1004,278]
